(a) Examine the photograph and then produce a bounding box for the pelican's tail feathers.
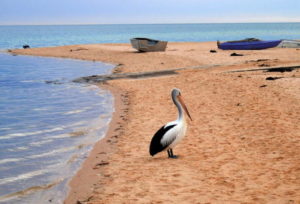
[149,124,176,156]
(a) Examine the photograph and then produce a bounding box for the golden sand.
[13,42,300,204]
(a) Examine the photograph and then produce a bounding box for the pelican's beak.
[177,95,192,121]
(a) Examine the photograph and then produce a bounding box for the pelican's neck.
[173,96,185,121]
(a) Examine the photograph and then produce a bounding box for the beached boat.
[217,38,282,50]
[277,40,300,48]
[130,38,168,52]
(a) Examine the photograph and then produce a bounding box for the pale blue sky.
[0,0,299,25]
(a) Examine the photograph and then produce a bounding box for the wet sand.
[13,42,300,204]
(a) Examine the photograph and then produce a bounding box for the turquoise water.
[0,23,299,49]
[0,53,114,203]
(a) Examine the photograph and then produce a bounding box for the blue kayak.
[217,39,282,50]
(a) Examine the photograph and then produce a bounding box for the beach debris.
[77,196,94,204]
[265,67,294,72]
[45,80,63,85]
[230,53,244,56]
[246,59,268,63]
[93,161,110,169]
[70,47,88,52]
[69,131,86,137]
[95,161,109,166]
[236,103,241,106]
[265,77,283,80]
[113,68,122,74]
[210,49,217,53]
[98,152,106,154]
[258,63,270,67]
[260,85,267,88]
[77,144,85,149]
[225,65,300,73]
[257,59,269,62]
[23,44,30,49]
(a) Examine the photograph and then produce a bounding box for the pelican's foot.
[168,155,178,159]
[167,149,178,159]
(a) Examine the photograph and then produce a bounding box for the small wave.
[0,168,49,185]
[0,145,73,165]
[0,127,11,131]
[0,127,64,140]
[29,139,53,147]
[50,133,71,139]
[0,121,88,140]
[63,109,86,115]
[16,146,29,151]
[0,158,24,165]
[32,108,49,111]
[51,129,88,139]
[0,180,61,202]
[27,146,75,159]
[20,80,44,83]
[63,106,92,115]
[6,146,30,152]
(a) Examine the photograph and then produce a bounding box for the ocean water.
[0,23,299,49]
[0,53,114,203]
[0,23,299,203]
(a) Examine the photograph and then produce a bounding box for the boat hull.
[130,38,168,52]
[218,40,282,50]
[277,40,300,48]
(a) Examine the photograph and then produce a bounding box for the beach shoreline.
[12,42,300,203]
[63,84,128,204]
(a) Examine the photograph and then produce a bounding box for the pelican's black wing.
[149,124,176,156]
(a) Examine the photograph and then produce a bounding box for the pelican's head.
[171,88,192,121]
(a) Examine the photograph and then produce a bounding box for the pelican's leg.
[167,149,172,158]
[168,149,178,159]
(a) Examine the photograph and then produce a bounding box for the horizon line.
[0,21,299,26]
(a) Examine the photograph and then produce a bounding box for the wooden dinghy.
[130,38,168,52]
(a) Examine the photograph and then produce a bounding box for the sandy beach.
[12,42,300,204]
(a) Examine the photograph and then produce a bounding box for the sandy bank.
[13,42,300,203]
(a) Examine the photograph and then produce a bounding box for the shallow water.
[0,53,114,203]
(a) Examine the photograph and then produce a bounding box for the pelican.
[149,88,192,158]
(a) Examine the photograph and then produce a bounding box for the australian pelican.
[149,88,192,158]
